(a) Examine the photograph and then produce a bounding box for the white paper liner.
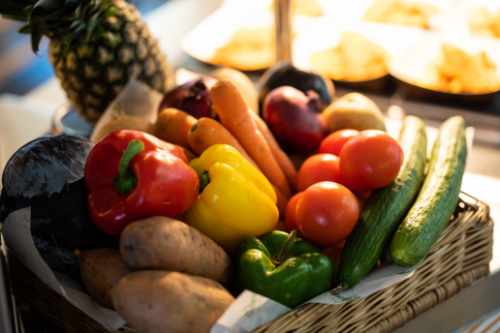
[3,208,125,331]
[210,265,415,333]
[90,80,162,143]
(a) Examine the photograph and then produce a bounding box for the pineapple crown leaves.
[0,0,115,53]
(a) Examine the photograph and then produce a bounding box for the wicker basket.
[7,192,493,333]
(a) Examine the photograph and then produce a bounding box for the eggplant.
[0,135,114,278]
[258,62,335,111]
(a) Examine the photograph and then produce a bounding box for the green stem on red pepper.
[114,139,144,195]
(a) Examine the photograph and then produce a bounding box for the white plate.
[182,2,276,71]
[182,1,330,71]
[293,21,426,81]
[389,34,500,95]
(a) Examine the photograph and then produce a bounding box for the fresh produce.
[284,193,302,231]
[85,130,199,235]
[238,231,334,307]
[296,182,360,247]
[339,116,427,287]
[211,80,291,197]
[160,79,215,119]
[0,0,170,122]
[185,144,279,250]
[112,271,234,333]
[258,62,335,109]
[273,184,291,217]
[155,108,196,148]
[340,130,404,191]
[79,248,129,309]
[252,113,297,190]
[321,93,386,132]
[391,116,467,266]
[318,129,360,156]
[188,117,254,163]
[211,67,258,112]
[120,216,231,283]
[1,135,90,220]
[0,135,112,277]
[297,154,341,191]
[263,86,325,153]
[0,34,473,328]
[323,241,345,268]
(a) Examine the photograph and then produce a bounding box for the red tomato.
[297,154,341,191]
[318,129,360,156]
[296,182,360,247]
[284,193,302,231]
[339,130,403,191]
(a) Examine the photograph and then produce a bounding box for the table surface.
[4,0,500,332]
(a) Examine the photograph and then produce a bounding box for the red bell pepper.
[85,130,199,235]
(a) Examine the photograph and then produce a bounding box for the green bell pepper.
[238,230,335,307]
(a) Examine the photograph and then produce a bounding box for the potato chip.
[432,44,500,94]
[310,32,388,82]
[364,0,438,30]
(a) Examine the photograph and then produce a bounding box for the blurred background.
[0,0,499,179]
[0,0,168,95]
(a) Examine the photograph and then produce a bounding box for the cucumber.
[390,116,467,267]
[338,116,427,288]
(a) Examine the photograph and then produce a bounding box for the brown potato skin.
[79,249,129,309]
[111,271,234,333]
[120,216,231,283]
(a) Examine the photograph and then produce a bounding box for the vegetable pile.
[0,64,468,333]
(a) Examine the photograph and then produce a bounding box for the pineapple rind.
[48,0,170,122]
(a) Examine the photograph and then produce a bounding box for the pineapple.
[0,0,172,122]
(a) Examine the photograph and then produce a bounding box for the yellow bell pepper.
[186,144,279,251]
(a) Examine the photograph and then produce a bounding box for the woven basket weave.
[254,192,493,333]
[7,192,493,333]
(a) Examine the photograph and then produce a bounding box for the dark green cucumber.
[390,116,467,267]
[338,116,427,288]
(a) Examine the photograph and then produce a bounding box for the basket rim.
[1,191,493,333]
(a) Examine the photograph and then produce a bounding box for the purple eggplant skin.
[0,135,114,278]
[258,62,335,112]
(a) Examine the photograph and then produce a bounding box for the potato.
[79,249,129,308]
[120,216,231,283]
[321,92,386,132]
[111,271,234,333]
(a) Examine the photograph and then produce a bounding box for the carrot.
[252,113,297,191]
[273,185,289,218]
[188,117,254,163]
[210,80,291,197]
[155,108,196,148]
